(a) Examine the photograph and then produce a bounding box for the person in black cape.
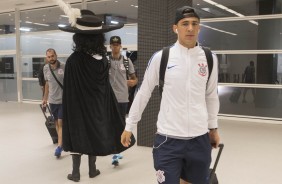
[54,0,135,181]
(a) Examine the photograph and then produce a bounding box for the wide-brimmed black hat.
[59,9,124,34]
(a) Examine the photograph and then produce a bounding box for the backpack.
[159,46,213,96]
[108,55,129,80]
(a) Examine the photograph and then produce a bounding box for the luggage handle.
[39,104,53,120]
[210,143,224,176]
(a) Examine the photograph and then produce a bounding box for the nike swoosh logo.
[167,65,177,69]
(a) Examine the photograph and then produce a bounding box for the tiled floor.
[1,102,282,184]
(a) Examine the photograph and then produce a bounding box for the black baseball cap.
[174,6,200,24]
[110,36,121,44]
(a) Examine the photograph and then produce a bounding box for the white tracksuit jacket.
[125,41,219,138]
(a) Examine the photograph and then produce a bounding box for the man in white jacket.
[121,6,220,184]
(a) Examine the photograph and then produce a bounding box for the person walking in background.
[108,36,138,166]
[42,48,65,158]
[121,6,220,184]
[53,0,135,181]
[242,60,255,103]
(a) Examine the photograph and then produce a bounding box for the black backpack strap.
[123,56,129,80]
[202,47,213,82]
[107,55,111,70]
[159,47,170,97]
[49,64,63,89]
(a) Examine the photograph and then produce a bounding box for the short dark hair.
[46,48,57,56]
[72,33,107,56]
[175,6,200,24]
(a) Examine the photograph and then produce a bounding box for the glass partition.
[22,80,42,100]
[0,12,15,35]
[193,0,282,18]
[0,11,17,102]
[199,18,282,50]
[0,55,17,101]
[20,29,72,100]
[219,86,282,118]
[0,34,16,50]
[216,53,282,84]
[21,31,73,56]
[21,31,71,100]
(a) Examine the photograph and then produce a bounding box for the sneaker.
[112,154,123,160]
[112,159,119,166]
[112,154,123,166]
[54,146,63,158]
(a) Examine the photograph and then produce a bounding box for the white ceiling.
[0,0,270,34]
[0,0,138,33]
[0,0,257,14]
[0,0,80,13]
[0,0,138,20]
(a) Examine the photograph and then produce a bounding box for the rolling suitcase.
[39,104,58,144]
[229,88,241,103]
[209,143,224,184]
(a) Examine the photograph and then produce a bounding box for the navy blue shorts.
[153,133,212,184]
[49,103,63,120]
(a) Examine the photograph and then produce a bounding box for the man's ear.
[173,25,178,34]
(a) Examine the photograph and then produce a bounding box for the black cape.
[62,51,135,156]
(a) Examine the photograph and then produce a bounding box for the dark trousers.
[118,102,128,121]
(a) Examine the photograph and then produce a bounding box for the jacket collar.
[175,40,200,52]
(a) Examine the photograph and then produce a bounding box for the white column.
[82,0,87,9]
[15,8,22,102]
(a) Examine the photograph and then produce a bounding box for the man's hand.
[121,130,132,147]
[127,73,138,87]
[41,100,48,112]
[127,80,137,87]
[42,99,47,106]
[209,129,220,148]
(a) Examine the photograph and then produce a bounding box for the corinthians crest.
[198,63,207,76]
[113,37,119,42]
